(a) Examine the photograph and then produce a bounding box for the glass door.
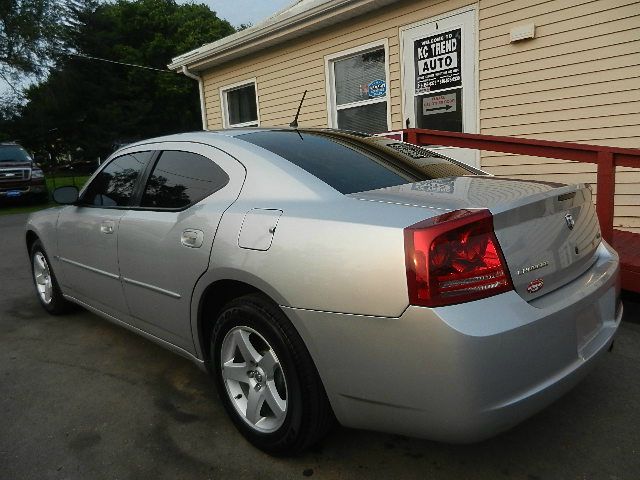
[401,7,478,167]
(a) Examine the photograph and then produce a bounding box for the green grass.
[0,175,91,216]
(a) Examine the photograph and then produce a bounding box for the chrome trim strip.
[281,305,405,319]
[339,393,423,411]
[58,256,120,280]
[121,276,182,299]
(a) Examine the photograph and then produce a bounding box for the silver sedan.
[26,129,621,454]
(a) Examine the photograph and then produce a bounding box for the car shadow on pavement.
[2,267,639,479]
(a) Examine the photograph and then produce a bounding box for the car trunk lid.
[349,176,601,301]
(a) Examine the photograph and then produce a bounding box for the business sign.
[414,28,462,94]
[422,92,457,116]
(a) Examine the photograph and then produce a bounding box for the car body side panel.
[117,142,246,352]
[56,206,130,318]
[206,199,420,317]
[25,207,63,260]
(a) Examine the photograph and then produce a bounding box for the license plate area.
[576,287,616,359]
[576,309,602,357]
[4,190,22,197]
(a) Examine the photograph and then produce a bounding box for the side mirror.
[52,186,79,205]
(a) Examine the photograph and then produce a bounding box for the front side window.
[222,81,259,127]
[141,151,229,209]
[329,46,389,134]
[81,151,152,207]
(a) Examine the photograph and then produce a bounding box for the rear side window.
[81,152,151,207]
[140,151,229,209]
[239,130,477,194]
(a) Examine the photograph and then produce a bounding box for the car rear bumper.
[284,241,621,443]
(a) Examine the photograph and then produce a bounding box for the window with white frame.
[326,42,390,134]
[221,80,259,127]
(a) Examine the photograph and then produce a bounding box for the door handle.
[100,220,115,234]
[181,229,204,248]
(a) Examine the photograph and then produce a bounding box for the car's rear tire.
[211,293,333,455]
[30,239,74,315]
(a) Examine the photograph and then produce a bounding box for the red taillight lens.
[404,209,513,307]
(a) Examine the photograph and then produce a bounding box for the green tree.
[11,0,234,162]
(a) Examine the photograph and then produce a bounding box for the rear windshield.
[239,130,478,194]
[0,145,31,163]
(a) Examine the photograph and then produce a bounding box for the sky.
[189,0,294,27]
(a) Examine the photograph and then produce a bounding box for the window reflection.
[82,152,151,207]
[141,151,229,209]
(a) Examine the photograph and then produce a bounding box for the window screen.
[81,151,151,207]
[337,102,388,134]
[332,48,388,134]
[335,49,386,105]
[226,84,258,126]
[141,151,229,209]
[239,130,477,194]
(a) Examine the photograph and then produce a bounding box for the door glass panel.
[337,102,388,134]
[415,89,463,132]
[141,151,229,209]
[335,48,386,105]
[81,151,151,207]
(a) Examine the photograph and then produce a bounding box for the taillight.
[404,209,513,307]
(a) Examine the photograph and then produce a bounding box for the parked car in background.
[25,129,622,454]
[0,143,47,203]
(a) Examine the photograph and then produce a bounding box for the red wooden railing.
[400,128,640,293]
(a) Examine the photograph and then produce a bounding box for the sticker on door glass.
[422,92,457,115]
[414,28,462,94]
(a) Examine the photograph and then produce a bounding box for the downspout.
[182,65,208,130]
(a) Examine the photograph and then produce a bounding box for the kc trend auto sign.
[414,28,462,94]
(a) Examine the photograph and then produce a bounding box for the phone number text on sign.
[414,28,462,94]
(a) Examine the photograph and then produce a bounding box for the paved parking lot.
[1,212,639,480]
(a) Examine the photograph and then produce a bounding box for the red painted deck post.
[405,129,418,146]
[596,151,616,244]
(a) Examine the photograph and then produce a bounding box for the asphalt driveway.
[1,213,639,480]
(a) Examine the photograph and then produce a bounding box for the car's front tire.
[30,239,74,315]
[211,294,333,455]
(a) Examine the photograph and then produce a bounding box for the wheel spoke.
[222,360,249,383]
[35,255,46,271]
[245,387,265,424]
[258,349,278,377]
[35,272,46,285]
[264,381,286,419]
[233,329,262,365]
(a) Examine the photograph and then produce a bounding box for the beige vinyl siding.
[478,0,640,233]
[198,0,639,232]
[201,0,476,132]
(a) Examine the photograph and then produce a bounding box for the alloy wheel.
[33,252,53,305]
[220,326,288,433]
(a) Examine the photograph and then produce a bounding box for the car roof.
[121,128,371,150]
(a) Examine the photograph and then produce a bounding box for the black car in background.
[0,143,47,203]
